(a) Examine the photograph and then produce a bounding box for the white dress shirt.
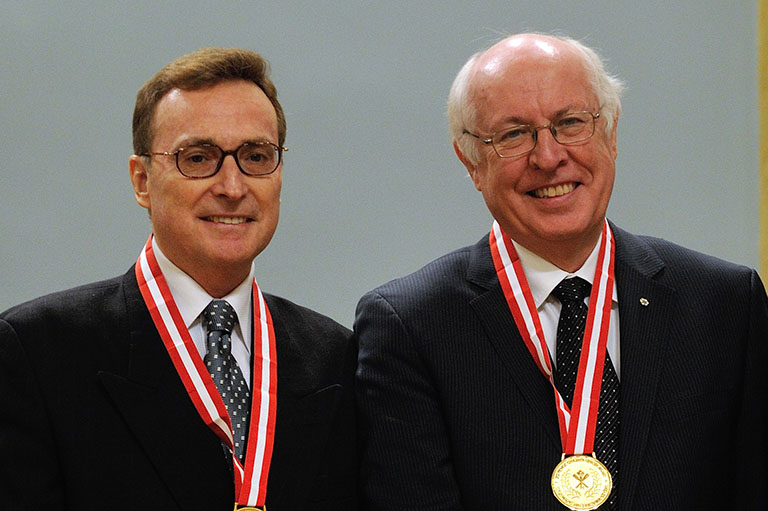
[512,233,621,379]
[152,238,254,387]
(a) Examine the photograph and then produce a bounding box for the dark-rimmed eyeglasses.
[141,141,288,178]
[463,111,600,158]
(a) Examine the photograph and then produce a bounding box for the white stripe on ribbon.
[244,285,272,499]
[489,220,614,454]
[572,226,613,453]
[492,223,552,375]
[135,237,275,506]
[137,248,232,442]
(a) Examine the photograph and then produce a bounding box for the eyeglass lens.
[493,112,595,157]
[177,143,279,177]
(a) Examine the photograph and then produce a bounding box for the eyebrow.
[176,137,276,149]
[176,137,215,148]
[498,106,584,126]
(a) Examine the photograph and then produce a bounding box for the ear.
[453,140,483,191]
[608,113,619,160]
[129,155,151,210]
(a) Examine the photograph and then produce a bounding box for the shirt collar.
[151,237,254,352]
[512,233,619,309]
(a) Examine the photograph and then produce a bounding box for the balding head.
[448,34,623,165]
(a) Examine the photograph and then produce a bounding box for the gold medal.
[234,505,266,511]
[551,454,612,510]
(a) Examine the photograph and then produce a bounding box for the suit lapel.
[97,268,233,509]
[610,224,677,510]
[466,236,562,448]
[465,226,682,509]
[95,274,343,509]
[263,295,343,508]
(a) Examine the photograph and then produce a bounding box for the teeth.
[208,216,247,224]
[533,183,576,198]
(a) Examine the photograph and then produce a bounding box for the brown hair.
[132,47,286,155]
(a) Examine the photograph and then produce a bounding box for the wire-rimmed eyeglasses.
[463,111,600,158]
[141,141,288,178]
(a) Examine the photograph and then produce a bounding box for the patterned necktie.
[202,300,251,462]
[552,277,620,510]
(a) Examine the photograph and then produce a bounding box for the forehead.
[470,43,597,127]
[152,80,278,148]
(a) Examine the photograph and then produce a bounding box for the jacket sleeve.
[733,269,768,507]
[0,318,65,508]
[354,291,465,511]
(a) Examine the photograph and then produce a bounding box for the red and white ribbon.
[489,220,615,455]
[135,236,276,506]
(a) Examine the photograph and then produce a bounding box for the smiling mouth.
[204,216,251,225]
[530,182,578,198]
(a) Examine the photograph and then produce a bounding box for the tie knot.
[202,300,237,334]
[552,277,591,304]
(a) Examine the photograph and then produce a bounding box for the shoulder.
[0,272,133,375]
[264,293,351,339]
[612,224,764,313]
[614,225,756,283]
[363,240,480,304]
[354,237,490,334]
[264,293,355,391]
[264,293,353,364]
[1,273,128,334]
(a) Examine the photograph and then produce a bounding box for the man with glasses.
[355,33,767,510]
[0,48,357,511]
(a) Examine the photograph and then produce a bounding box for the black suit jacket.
[0,267,357,511]
[355,224,768,510]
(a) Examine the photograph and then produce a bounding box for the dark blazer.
[0,267,357,511]
[355,223,768,510]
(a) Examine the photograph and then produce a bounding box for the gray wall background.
[1,1,759,327]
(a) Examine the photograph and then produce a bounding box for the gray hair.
[447,35,625,165]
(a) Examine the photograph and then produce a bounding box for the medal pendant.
[551,454,612,510]
[234,505,265,511]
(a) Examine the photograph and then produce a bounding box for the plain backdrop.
[0,1,759,326]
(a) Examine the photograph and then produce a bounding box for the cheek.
[254,181,282,215]
[574,145,613,182]
[485,164,523,196]
[147,172,199,209]
[594,151,616,187]
[154,190,195,219]
[479,173,519,218]
[268,178,282,202]
[586,158,615,206]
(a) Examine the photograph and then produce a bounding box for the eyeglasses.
[141,141,288,178]
[463,111,600,158]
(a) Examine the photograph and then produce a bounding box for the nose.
[213,154,248,199]
[528,127,567,171]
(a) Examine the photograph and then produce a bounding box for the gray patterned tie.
[202,300,250,462]
[552,277,619,510]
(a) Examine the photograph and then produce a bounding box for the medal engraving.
[551,455,612,510]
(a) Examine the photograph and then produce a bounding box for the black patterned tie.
[552,277,620,510]
[202,300,250,462]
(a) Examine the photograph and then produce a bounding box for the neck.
[541,246,592,273]
[189,268,250,298]
[152,238,253,299]
[513,232,602,274]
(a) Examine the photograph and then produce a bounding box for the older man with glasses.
[0,48,357,511]
[355,33,768,510]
